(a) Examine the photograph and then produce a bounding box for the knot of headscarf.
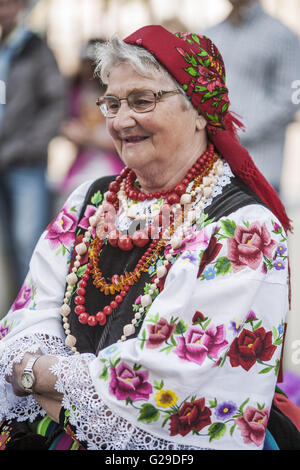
[124,25,292,234]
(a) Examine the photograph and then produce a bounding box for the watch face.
[21,372,35,389]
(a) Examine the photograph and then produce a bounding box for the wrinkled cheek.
[114,140,122,156]
[107,123,121,151]
[112,138,122,157]
[106,119,115,137]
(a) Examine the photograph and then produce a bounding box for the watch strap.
[23,354,41,373]
[21,354,42,392]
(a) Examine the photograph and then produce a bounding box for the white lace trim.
[51,355,209,450]
[0,165,234,445]
[203,161,234,208]
[0,334,72,422]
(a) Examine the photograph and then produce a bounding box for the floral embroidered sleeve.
[0,180,92,421]
[50,203,289,450]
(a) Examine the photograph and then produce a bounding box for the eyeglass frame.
[96,89,181,118]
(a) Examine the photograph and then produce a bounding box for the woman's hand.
[6,352,36,397]
[34,394,62,423]
[6,353,62,401]
[6,353,63,421]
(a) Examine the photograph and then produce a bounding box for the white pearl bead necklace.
[116,157,224,343]
[60,157,224,353]
[119,180,161,221]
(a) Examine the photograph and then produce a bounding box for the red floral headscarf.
[124,25,292,234]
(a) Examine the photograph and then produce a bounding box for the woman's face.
[105,63,205,176]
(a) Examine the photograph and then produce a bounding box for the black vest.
[67,175,263,355]
[65,175,300,450]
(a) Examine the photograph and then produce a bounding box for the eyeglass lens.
[102,90,157,116]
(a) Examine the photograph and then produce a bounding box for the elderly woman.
[0,25,298,451]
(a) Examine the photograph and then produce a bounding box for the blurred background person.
[58,39,123,206]
[0,0,66,296]
[162,16,188,34]
[205,0,300,194]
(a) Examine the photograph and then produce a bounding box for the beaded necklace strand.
[59,148,225,354]
[72,151,219,328]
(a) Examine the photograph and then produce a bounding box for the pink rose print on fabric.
[197,65,224,93]
[165,227,209,258]
[45,205,77,249]
[109,361,152,402]
[0,324,10,339]
[78,205,97,237]
[146,317,177,349]
[12,283,33,311]
[236,406,269,447]
[183,227,209,252]
[227,222,277,273]
[174,324,228,366]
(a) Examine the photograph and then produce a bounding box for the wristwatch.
[20,354,41,393]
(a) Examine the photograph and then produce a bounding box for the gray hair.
[93,35,191,110]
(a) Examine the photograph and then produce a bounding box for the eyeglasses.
[96,89,180,118]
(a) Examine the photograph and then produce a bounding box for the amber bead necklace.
[59,151,225,353]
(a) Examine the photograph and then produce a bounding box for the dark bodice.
[67,174,264,355]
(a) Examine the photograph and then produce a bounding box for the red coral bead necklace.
[100,142,215,251]
[59,146,225,352]
[70,148,219,330]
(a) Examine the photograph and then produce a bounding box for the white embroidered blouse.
[0,166,289,450]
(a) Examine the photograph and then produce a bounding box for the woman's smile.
[106,63,207,191]
[122,135,150,145]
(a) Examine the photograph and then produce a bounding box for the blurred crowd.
[0,0,299,405]
[0,0,123,300]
